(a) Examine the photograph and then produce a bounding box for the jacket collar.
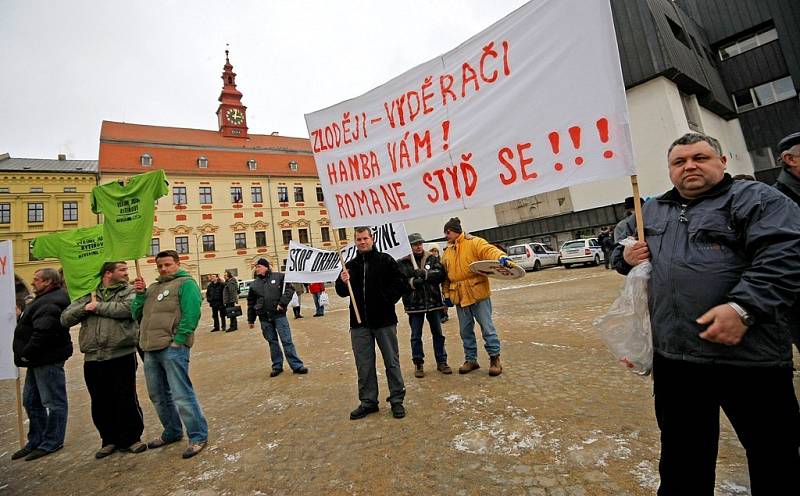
[156,268,190,283]
[777,168,800,197]
[659,173,734,204]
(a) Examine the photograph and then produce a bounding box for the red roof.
[99,121,318,177]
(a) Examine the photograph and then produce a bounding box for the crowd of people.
[10,130,800,495]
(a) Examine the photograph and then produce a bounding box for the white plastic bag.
[288,293,300,308]
[318,292,330,306]
[593,237,653,375]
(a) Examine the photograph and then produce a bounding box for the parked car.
[507,243,561,271]
[559,238,604,268]
[238,279,254,298]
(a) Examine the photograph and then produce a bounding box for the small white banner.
[0,240,19,380]
[305,0,635,227]
[285,223,412,283]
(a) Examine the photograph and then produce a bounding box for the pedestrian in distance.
[61,261,146,459]
[205,274,226,332]
[132,250,209,459]
[247,259,308,378]
[336,226,409,420]
[612,132,800,495]
[222,271,238,332]
[309,282,326,317]
[11,268,72,462]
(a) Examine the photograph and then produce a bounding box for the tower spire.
[216,47,248,138]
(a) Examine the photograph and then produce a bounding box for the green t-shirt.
[91,169,169,261]
[32,224,105,301]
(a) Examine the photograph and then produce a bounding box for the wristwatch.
[727,302,755,326]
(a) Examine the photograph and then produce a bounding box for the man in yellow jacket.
[441,217,512,376]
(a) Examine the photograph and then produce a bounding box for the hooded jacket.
[612,175,800,367]
[335,248,408,329]
[14,287,73,367]
[441,233,505,307]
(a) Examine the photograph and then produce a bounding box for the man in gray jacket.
[61,261,146,459]
[612,132,800,495]
[222,271,238,331]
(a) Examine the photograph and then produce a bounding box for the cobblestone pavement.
[1,265,790,495]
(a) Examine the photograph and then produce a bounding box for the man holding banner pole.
[441,218,511,377]
[336,226,408,420]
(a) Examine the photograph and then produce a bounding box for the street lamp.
[193,233,202,287]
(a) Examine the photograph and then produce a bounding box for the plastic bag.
[288,293,300,308]
[319,292,329,306]
[593,237,653,376]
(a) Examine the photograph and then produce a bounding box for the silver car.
[559,238,604,268]
[507,243,561,271]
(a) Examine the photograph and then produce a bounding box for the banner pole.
[331,227,362,324]
[134,258,142,279]
[630,175,646,242]
[16,374,25,448]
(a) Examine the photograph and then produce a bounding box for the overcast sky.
[1,0,528,160]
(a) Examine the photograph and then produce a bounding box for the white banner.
[0,240,18,380]
[285,223,412,283]
[305,0,634,227]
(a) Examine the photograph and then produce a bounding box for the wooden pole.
[331,227,362,324]
[134,259,142,279]
[630,175,646,242]
[15,375,25,448]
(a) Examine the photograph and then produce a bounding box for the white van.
[238,279,254,298]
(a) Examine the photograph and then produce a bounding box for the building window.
[294,186,304,203]
[173,187,187,205]
[251,186,263,203]
[0,187,9,193]
[666,17,691,50]
[199,187,212,204]
[289,160,298,171]
[150,238,160,256]
[282,229,292,245]
[62,202,78,222]
[0,203,10,224]
[338,228,347,240]
[175,236,189,254]
[30,187,43,193]
[255,231,267,247]
[63,187,76,193]
[321,227,330,242]
[732,76,797,113]
[197,156,208,168]
[680,92,702,132]
[140,153,152,166]
[316,186,324,202]
[719,27,778,61]
[28,203,44,223]
[299,229,309,244]
[231,187,243,203]
[29,241,39,261]
[247,159,257,170]
[235,232,247,249]
[277,186,288,203]
[202,234,215,252]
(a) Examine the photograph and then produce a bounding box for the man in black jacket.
[398,233,451,377]
[774,131,800,356]
[247,259,308,377]
[613,132,800,495]
[12,268,73,461]
[205,274,225,332]
[336,226,408,420]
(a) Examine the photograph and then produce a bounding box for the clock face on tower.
[226,108,244,125]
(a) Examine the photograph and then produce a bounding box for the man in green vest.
[132,250,208,459]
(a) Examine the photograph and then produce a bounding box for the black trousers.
[226,306,238,330]
[84,353,144,448]
[211,305,226,330]
[653,353,800,495]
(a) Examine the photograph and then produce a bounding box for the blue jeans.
[456,298,501,361]
[260,315,305,371]
[312,293,325,316]
[143,346,208,444]
[23,362,68,452]
[408,311,447,364]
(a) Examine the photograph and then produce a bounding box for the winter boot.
[489,355,503,376]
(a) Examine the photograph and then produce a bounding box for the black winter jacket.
[335,248,408,329]
[14,287,73,367]
[612,175,800,367]
[247,271,294,323]
[398,252,446,313]
[206,281,224,307]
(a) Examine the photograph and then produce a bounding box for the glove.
[498,256,513,267]
[413,269,426,279]
[443,298,454,307]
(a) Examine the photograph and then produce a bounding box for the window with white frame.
[251,186,263,203]
[247,159,257,170]
[173,187,187,205]
[277,186,288,203]
[62,202,78,222]
[175,236,189,254]
[150,238,160,256]
[197,156,208,168]
[719,27,778,60]
[140,153,153,166]
[235,232,247,249]
[28,203,44,223]
[199,187,212,204]
[732,76,797,113]
[289,160,298,171]
[230,187,243,203]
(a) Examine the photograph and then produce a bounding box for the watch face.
[226,108,244,125]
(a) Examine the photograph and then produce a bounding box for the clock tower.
[216,50,249,138]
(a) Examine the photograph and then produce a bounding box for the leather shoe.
[349,404,379,420]
[270,368,283,377]
[391,403,406,419]
[11,447,32,460]
[458,361,481,374]
[25,448,52,461]
[292,366,308,374]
